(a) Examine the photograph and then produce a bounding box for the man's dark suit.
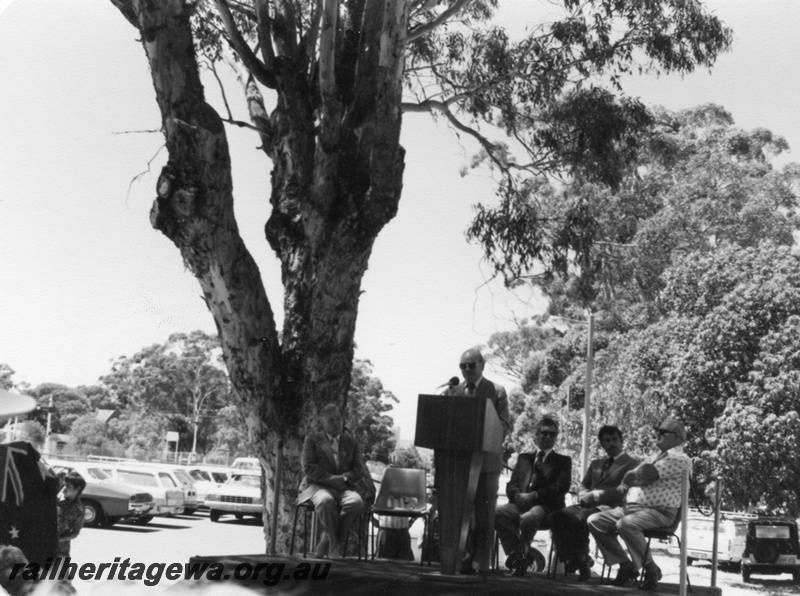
[299,431,370,555]
[446,376,510,571]
[550,452,640,564]
[495,449,572,559]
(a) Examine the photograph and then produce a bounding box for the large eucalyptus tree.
[108,0,729,548]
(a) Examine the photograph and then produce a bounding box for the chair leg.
[290,506,300,555]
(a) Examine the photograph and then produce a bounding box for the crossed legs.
[587,504,676,571]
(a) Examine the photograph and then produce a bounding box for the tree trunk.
[111,0,406,553]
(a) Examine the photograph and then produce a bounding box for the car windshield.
[86,467,111,481]
[189,470,210,482]
[230,474,260,487]
[117,471,159,488]
[211,472,228,483]
[755,525,791,539]
[173,469,193,485]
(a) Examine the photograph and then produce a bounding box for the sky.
[1,0,799,442]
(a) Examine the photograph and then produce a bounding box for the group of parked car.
[667,510,800,584]
[45,455,264,529]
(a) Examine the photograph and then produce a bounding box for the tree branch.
[319,0,338,99]
[407,0,473,42]
[214,0,276,88]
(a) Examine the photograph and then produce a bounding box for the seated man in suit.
[495,416,571,576]
[550,425,640,580]
[587,417,693,590]
[298,403,369,559]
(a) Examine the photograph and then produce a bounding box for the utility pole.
[45,393,54,437]
[580,310,595,476]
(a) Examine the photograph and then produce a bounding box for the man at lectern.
[446,348,510,576]
[495,416,572,576]
[298,403,369,559]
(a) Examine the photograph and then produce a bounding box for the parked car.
[123,462,200,514]
[230,457,261,471]
[204,470,263,523]
[104,464,186,520]
[186,465,231,509]
[668,511,755,569]
[741,517,800,583]
[45,459,155,528]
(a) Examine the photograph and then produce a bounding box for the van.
[104,464,186,518]
[118,461,200,514]
[669,511,756,569]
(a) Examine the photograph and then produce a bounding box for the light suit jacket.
[446,376,510,473]
[298,431,370,504]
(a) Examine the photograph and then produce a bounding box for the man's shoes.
[639,565,662,591]
[504,550,522,570]
[315,533,330,558]
[510,550,535,577]
[610,565,639,586]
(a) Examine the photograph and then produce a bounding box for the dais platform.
[186,553,723,596]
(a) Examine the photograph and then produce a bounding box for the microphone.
[436,376,460,389]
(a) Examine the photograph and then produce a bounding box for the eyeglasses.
[538,430,557,437]
[459,362,478,370]
[656,429,677,437]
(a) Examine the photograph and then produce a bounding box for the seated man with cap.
[587,416,692,591]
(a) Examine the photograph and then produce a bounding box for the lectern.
[414,394,503,576]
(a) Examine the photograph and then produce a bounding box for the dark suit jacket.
[506,450,572,511]
[298,431,370,504]
[579,452,640,507]
[446,376,510,473]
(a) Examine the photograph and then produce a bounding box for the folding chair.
[369,467,432,566]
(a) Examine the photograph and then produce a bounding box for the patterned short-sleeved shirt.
[57,497,84,556]
[627,446,692,510]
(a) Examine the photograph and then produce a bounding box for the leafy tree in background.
[345,359,397,463]
[391,446,425,470]
[478,106,800,507]
[107,0,730,546]
[0,364,15,390]
[26,384,92,435]
[714,316,800,514]
[100,331,233,453]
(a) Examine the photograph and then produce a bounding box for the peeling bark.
[111,0,406,553]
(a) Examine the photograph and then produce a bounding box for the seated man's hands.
[622,463,659,487]
[579,490,601,507]
[329,475,349,491]
[514,491,538,509]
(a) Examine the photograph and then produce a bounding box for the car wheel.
[209,509,221,522]
[104,516,120,528]
[136,515,153,525]
[235,514,244,521]
[83,500,105,527]
[686,557,695,566]
[793,570,800,584]
[741,566,751,583]
[183,508,197,516]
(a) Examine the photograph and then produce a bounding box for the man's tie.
[465,382,476,397]
[528,451,545,490]
[603,456,615,472]
[330,436,339,466]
